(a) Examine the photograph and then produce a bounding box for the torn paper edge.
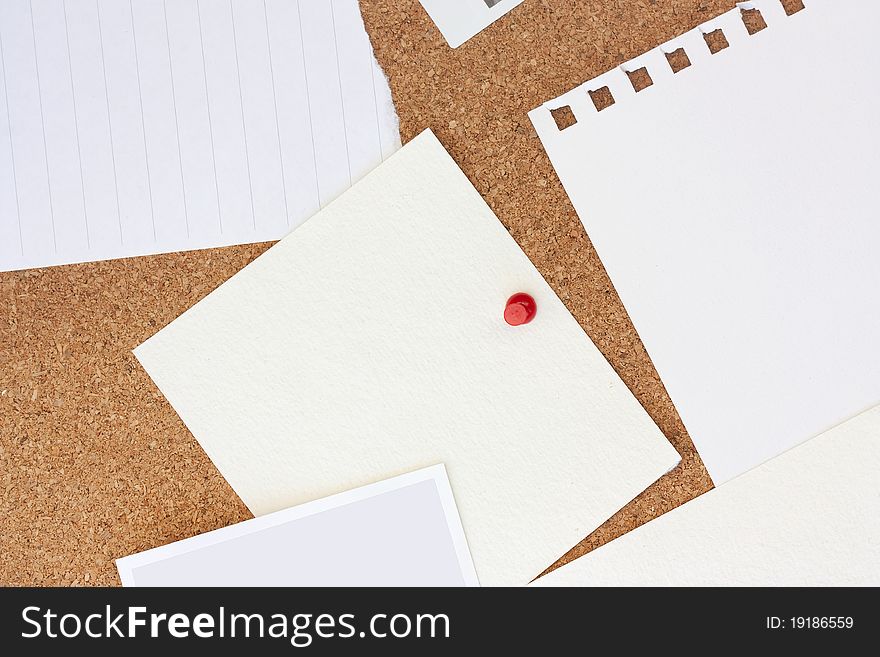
[529,0,811,129]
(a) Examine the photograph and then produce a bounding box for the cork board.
[1,0,791,586]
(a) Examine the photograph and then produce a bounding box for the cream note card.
[135,130,680,586]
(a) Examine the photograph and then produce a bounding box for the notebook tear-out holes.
[529,0,880,484]
[134,130,680,587]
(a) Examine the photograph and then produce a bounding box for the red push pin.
[504,293,537,326]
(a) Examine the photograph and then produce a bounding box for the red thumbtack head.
[504,293,537,326]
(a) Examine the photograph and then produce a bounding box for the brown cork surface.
[2,0,803,586]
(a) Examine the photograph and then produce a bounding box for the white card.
[418,0,526,48]
[134,129,681,587]
[0,0,399,272]
[533,404,880,587]
[529,0,880,484]
[116,465,478,587]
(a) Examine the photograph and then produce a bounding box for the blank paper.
[0,0,399,272]
[117,465,479,587]
[134,130,681,587]
[529,0,880,484]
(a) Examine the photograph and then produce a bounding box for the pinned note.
[134,130,680,586]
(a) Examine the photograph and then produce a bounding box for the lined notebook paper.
[529,0,880,484]
[0,0,400,272]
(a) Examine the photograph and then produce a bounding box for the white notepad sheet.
[529,0,880,484]
[134,130,681,587]
[533,404,880,587]
[419,0,525,48]
[117,465,479,587]
[0,0,399,272]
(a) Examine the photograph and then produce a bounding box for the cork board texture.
[1,0,796,586]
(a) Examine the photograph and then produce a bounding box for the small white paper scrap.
[116,465,479,587]
[419,0,526,48]
[0,0,399,272]
[134,129,680,587]
[533,404,880,587]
